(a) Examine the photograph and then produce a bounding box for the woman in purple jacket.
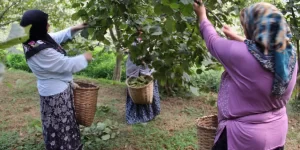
[193,1,297,150]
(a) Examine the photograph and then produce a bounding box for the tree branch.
[0,18,20,27]
[109,26,117,43]
[115,23,122,42]
[0,1,20,21]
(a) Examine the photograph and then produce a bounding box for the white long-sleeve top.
[27,28,88,96]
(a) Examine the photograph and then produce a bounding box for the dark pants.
[212,128,284,150]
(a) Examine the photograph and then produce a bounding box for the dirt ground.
[0,70,299,150]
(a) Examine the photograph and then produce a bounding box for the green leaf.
[170,3,180,9]
[71,13,79,20]
[196,69,202,74]
[165,18,175,33]
[176,22,187,33]
[88,28,94,36]
[154,17,161,22]
[160,79,166,86]
[104,127,111,134]
[119,24,128,30]
[101,134,110,141]
[111,133,116,139]
[35,126,42,133]
[151,31,163,36]
[181,5,193,16]
[161,5,174,15]
[95,137,101,142]
[96,33,105,41]
[83,127,90,132]
[103,38,111,45]
[77,10,87,16]
[72,3,80,8]
[104,119,112,126]
[154,4,163,15]
[81,28,89,39]
[97,122,106,130]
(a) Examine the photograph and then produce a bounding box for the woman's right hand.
[84,52,93,61]
[193,0,207,22]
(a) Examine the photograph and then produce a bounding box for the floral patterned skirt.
[126,81,161,124]
[40,86,82,150]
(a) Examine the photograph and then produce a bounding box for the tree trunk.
[112,52,123,81]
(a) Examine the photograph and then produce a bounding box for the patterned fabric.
[40,86,82,150]
[240,2,296,96]
[126,81,161,124]
[23,40,67,60]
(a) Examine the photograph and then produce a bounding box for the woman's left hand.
[71,81,80,89]
[71,23,89,35]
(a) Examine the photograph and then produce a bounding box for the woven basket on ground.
[196,115,218,150]
[126,75,154,104]
[73,82,99,127]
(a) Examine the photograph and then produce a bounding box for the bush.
[191,69,223,93]
[4,50,127,81]
[77,50,127,81]
[6,54,31,72]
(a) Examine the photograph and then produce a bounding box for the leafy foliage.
[76,49,127,81]
[127,75,152,87]
[1,0,299,96]
[70,0,288,94]
[80,119,120,149]
[191,69,223,93]
[6,54,31,72]
[4,51,127,81]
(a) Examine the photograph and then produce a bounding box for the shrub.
[77,51,127,81]
[5,51,127,82]
[191,69,223,93]
[6,54,31,72]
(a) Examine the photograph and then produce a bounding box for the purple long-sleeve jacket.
[199,19,298,150]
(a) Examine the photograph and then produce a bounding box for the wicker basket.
[73,82,99,127]
[196,115,218,150]
[126,76,154,104]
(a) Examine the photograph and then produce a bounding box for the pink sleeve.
[199,19,266,83]
[199,19,236,70]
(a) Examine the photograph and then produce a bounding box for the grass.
[0,70,300,150]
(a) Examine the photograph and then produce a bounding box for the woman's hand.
[74,23,88,30]
[222,25,246,42]
[71,81,80,89]
[193,0,207,22]
[222,25,236,39]
[71,23,89,34]
[84,52,93,62]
